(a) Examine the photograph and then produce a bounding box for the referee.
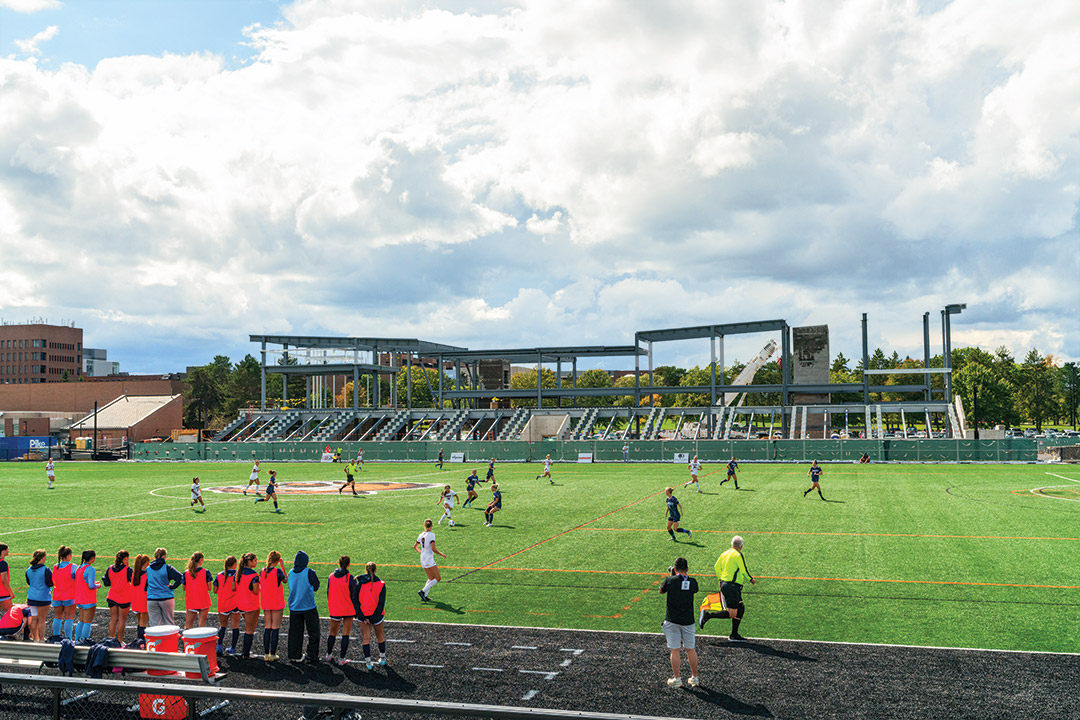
[705,536,755,642]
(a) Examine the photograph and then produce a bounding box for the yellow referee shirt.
[714,548,752,585]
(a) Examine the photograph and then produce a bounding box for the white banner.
[320,453,335,462]
[673,453,689,463]
[577,452,594,463]
[449,452,466,463]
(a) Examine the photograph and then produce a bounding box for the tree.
[395,366,454,408]
[184,366,224,430]
[653,366,685,391]
[1016,349,1057,432]
[673,366,713,407]
[1062,362,1079,430]
[575,368,613,407]
[612,375,639,408]
[224,355,262,415]
[952,351,1015,430]
[508,367,557,408]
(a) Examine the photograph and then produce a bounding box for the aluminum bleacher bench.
[0,640,222,684]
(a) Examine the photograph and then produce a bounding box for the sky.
[1,0,1078,374]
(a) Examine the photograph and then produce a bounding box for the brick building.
[0,323,83,384]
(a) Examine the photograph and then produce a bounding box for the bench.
[0,640,221,684]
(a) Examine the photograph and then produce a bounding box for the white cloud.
[14,24,58,55]
[0,0,1079,371]
[0,0,61,12]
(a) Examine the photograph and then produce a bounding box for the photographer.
[659,557,699,688]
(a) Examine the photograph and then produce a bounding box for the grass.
[1,459,1078,653]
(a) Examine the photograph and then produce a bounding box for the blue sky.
[0,0,1077,374]
[0,0,283,68]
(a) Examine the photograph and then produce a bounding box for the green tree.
[653,366,685,390]
[509,367,558,407]
[673,365,713,407]
[1062,362,1079,430]
[575,368,613,407]
[395,366,454,408]
[952,348,1015,429]
[1016,349,1057,432]
[224,355,262,415]
[612,375,639,408]
[184,366,224,430]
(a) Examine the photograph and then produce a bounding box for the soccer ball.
[448,520,455,526]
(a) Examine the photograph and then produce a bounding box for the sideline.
[0,497,251,537]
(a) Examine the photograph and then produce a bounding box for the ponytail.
[338,555,350,571]
[365,561,376,576]
[266,550,281,568]
[57,545,72,562]
[187,552,204,576]
[31,549,46,565]
[80,549,95,564]
[132,554,150,583]
[113,550,129,571]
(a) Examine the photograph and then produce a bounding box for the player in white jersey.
[413,519,445,602]
[243,460,260,495]
[535,454,553,485]
[46,459,55,490]
[437,485,458,526]
[356,449,364,470]
[190,476,205,510]
[683,456,702,493]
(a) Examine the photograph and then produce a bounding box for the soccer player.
[25,549,52,642]
[437,448,444,470]
[254,470,280,512]
[718,456,739,489]
[190,476,205,510]
[356,448,364,470]
[803,460,826,500]
[859,453,871,464]
[704,536,755,642]
[622,442,630,462]
[683,456,702,493]
[665,487,692,542]
[356,561,387,670]
[437,485,458,526]
[130,554,150,641]
[339,460,359,496]
[484,483,502,527]
[0,543,11,613]
[486,458,496,482]
[102,550,132,642]
[214,556,241,654]
[74,550,101,643]
[462,470,482,507]
[46,459,55,490]
[244,460,260,495]
[414,520,445,601]
[51,546,77,639]
[235,552,261,658]
[536,454,553,484]
[326,555,357,665]
[259,551,286,661]
[184,552,213,629]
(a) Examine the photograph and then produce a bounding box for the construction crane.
[721,340,777,407]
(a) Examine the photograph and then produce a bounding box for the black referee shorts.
[720,581,742,610]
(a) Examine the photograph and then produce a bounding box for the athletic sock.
[230,628,239,649]
[273,501,279,509]
[74,622,84,641]
[327,636,336,654]
[263,628,271,654]
[217,626,226,644]
[422,578,437,595]
[53,618,62,637]
[340,637,350,658]
[242,633,254,656]
[818,489,825,500]
[378,641,385,656]
[668,529,676,539]
[64,619,73,638]
[803,488,810,496]
[271,629,280,654]
[677,528,690,535]
[138,625,146,640]
[732,618,741,634]
[362,644,370,660]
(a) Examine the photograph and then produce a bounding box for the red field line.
[584,527,1080,541]
[0,516,321,526]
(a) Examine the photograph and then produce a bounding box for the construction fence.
[131,438,1037,463]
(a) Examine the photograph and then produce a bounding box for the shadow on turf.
[227,657,417,692]
[684,686,773,717]
[718,640,817,663]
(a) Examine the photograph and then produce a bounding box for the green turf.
[2,460,1078,652]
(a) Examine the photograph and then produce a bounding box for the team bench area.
[0,640,222,685]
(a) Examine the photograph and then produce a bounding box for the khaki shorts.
[662,620,695,649]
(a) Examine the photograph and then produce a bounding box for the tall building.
[83,348,120,377]
[0,322,83,384]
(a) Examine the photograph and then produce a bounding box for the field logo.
[212,481,439,496]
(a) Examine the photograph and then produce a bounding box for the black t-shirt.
[659,573,698,626]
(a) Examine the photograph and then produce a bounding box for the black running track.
[4,617,1079,720]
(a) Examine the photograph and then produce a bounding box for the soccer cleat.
[243,490,247,495]
[687,676,700,688]
[686,530,692,539]
[669,535,676,541]
[728,633,747,643]
[365,658,374,670]
[378,657,387,667]
[263,654,272,661]
[697,489,703,493]
[699,609,708,629]
[225,647,236,656]
[338,658,350,666]
[352,493,359,497]
[418,590,429,602]
[325,654,334,662]
[667,677,682,688]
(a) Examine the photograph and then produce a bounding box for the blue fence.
[0,436,57,461]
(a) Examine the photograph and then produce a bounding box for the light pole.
[941,303,967,403]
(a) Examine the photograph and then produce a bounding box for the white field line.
[0,497,250,537]
[1030,486,1080,503]
[1045,472,1080,484]
[521,690,539,701]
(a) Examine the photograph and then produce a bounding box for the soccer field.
[2,459,1077,654]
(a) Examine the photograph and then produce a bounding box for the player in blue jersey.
[803,461,825,500]
[462,470,482,507]
[718,456,739,489]
[484,484,502,527]
[437,448,444,470]
[255,470,281,512]
[486,458,496,482]
[665,487,692,541]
